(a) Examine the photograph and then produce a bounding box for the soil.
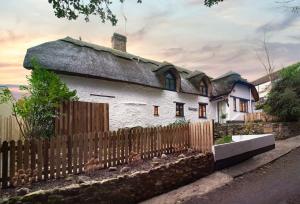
[0,150,197,199]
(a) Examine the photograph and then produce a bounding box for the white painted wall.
[228,83,255,121]
[256,81,271,100]
[59,75,217,130]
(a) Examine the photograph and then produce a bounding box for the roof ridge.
[61,36,162,66]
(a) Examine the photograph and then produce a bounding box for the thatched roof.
[251,71,280,86]
[212,71,259,101]
[23,37,257,99]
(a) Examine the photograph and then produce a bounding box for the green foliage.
[48,0,142,25]
[263,63,300,122]
[215,135,232,144]
[169,119,190,126]
[204,0,223,7]
[221,113,227,119]
[48,0,223,25]
[0,59,78,139]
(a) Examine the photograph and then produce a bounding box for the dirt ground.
[0,150,196,199]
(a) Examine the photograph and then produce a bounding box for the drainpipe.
[249,88,252,113]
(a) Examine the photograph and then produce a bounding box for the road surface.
[183,147,300,204]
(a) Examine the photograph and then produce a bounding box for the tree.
[256,33,276,85]
[48,0,141,25]
[263,62,300,121]
[0,59,78,139]
[48,0,224,25]
[204,0,224,7]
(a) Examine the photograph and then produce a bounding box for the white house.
[23,33,259,130]
[251,71,280,103]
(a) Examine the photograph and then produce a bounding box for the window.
[165,72,176,91]
[176,103,184,117]
[154,106,159,116]
[199,103,207,118]
[233,97,237,112]
[239,99,248,113]
[199,81,208,96]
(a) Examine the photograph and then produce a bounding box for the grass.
[215,135,233,144]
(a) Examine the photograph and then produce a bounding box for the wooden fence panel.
[0,116,23,142]
[244,112,278,123]
[55,101,109,136]
[0,120,213,188]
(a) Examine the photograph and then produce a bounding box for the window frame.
[175,102,184,117]
[239,99,248,113]
[153,105,159,116]
[233,97,237,112]
[199,103,207,118]
[199,80,208,96]
[165,71,176,91]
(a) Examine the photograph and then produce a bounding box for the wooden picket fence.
[244,112,278,123]
[0,116,23,142]
[0,121,213,188]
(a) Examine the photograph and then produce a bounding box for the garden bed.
[1,152,214,204]
[0,150,198,199]
[213,134,275,170]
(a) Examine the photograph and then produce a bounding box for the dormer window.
[165,71,176,91]
[199,80,208,96]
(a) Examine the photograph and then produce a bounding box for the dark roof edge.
[54,70,206,96]
[211,80,259,101]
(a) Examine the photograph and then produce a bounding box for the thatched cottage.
[23,33,259,130]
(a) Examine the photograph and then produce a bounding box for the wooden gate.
[55,101,109,135]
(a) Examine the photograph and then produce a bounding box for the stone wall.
[3,153,214,204]
[214,122,300,140]
[214,123,264,139]
[264,122,300,140]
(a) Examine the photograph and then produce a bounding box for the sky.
[0,0,299,85]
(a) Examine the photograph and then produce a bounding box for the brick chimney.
[111,33,127,52]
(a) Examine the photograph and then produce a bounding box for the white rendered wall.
[228,84,255,121]
[256,81,271,99]
[59,75,217,130]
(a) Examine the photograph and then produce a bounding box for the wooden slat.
[61,135,67,177]
[37,139,43,181]
[56,135,62,178]
[16,140,23,171]
[49,137,55,179]
[43,139,49,180]
[78,133,83,173]
[103,132,108,168]
[9,140,15,181]
[2,141,9,188]
[112,131,117,166]
[23,139,30,171]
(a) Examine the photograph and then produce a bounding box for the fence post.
[212,119,215,145]
[1,141,9,188]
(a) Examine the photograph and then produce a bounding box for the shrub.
[215,135,232,144]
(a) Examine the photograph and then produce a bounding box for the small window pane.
[176,103,184,117]
[154,106,159,116]
[199,104,207,118]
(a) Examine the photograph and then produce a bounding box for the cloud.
[0,30,24,44]
[128,9,173,41]
[0,62,20,68]
[257,14,300,33]
[289,35,300,42]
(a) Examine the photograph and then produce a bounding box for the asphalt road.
[183,148,300,204]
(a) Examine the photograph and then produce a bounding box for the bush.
[263,63,300,122]
[215,135,232,144]
[169,119,190,126]
[0,59,78,139]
